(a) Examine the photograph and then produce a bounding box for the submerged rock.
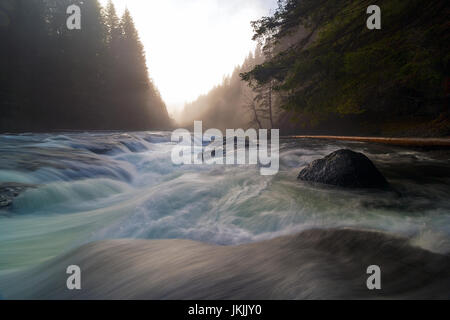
[0,183,34,209]
[298,149,389,188]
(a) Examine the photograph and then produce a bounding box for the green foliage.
[241,0,449,125]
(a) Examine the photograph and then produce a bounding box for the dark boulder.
[298,149,389,188]
[0,183,34,209]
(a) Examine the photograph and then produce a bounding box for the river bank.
[285,135,450,147]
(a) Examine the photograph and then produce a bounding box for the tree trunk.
[253,103,263,129]
[268,81,273,129]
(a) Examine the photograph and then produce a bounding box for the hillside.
[242,0,449,136]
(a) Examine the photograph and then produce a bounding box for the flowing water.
[0,132,449,299]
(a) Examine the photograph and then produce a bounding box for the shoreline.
[2,131,450,148]
[284,135,450,147]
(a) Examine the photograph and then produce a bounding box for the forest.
[184,0,449,137]
[1,0,449,136]
[0,0,172,132]
[180,45,268,131]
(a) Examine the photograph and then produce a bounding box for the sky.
[99,0,277,118]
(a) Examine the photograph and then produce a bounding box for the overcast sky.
[99,0,277,116]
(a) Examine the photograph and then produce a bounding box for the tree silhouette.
[0,0,171,132]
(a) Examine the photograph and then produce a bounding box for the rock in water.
[0,183,34,209]
[298,149,389,188]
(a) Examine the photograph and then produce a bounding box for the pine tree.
[1,0,48,130]
[104,0,121,47]
[119,8,148,90]
[116,8,170,129]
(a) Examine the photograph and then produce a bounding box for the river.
[0,132,449,299]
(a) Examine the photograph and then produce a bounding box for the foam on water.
[0,132,449,275]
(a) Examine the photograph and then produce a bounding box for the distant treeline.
[185,0,449,137]
[0,0,172,132]
[180,45,268,131]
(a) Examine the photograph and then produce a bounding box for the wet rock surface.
[298,149,389,188]
[0,183,35,209]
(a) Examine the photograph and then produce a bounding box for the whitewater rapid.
[0,132,449,298]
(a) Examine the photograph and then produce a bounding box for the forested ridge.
[185,0,449,137]
[242,0,449,136]
[0,0,172,132]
